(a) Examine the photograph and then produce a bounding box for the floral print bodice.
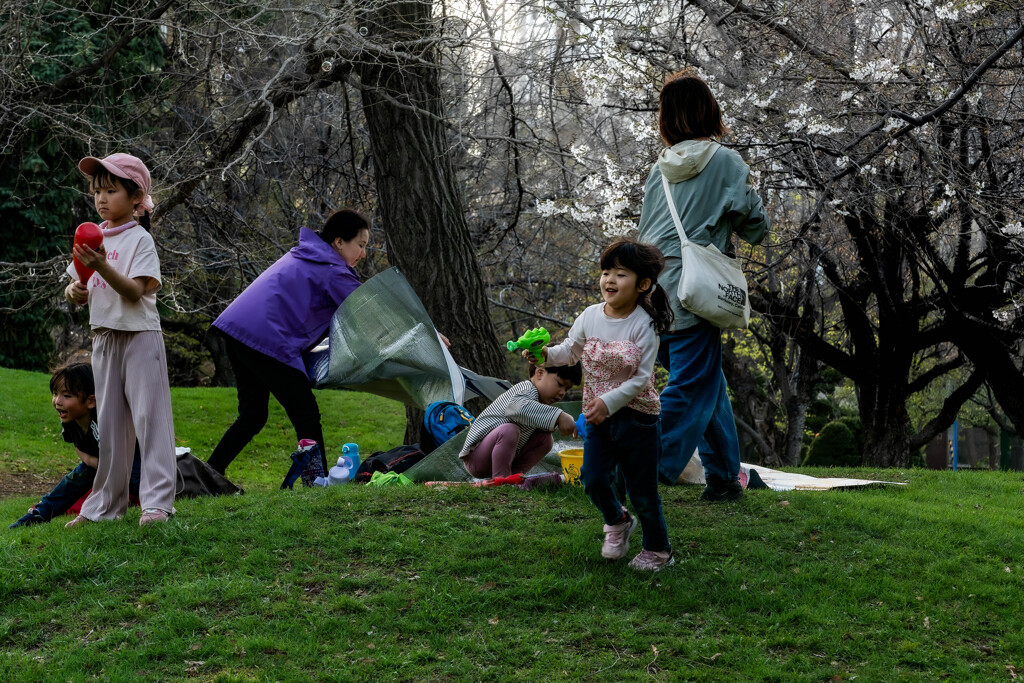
[583,338,660,415]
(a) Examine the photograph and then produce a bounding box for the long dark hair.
[90,167,151,231]
[599,240,674,335]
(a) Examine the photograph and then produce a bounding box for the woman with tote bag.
[637,70,770,498]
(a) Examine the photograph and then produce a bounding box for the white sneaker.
[601,513,637,560]
[628,549,675,572]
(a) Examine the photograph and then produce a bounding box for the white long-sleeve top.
[545,303,660,416]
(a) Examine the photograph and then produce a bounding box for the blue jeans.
[32,455,142,522]
[657,321,741,484]
[580,408,670,553]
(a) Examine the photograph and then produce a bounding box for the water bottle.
[341,442,360,471]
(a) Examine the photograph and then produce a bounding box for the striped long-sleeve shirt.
[458,381,565,459]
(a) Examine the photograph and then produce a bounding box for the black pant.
[208,334,326,475]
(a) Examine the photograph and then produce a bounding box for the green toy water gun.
[506,327,550,362]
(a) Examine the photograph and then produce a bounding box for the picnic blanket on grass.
[678,455,906,491]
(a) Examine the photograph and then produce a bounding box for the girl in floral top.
[534,240,675,571]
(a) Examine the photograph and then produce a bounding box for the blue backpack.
[422,400,475,453]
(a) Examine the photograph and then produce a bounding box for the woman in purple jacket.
[207,209,370,478]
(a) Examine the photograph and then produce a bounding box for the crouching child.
[9,361,140,529]
[459,363,583,479]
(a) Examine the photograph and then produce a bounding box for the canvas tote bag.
[661,173,750,329]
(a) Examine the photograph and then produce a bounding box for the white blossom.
[933,2,981,20]
[1001,221,1024,236]
[569,143,591,164]
[535,199,562,217]
[830,198,850,217]
[851,57,901,84]
[785,103,813,132]
[626,117,655,142]
[930,198,951,217]
[570,204,597,223]
[807,119,845,135]
[993,310,1012,323]
[750,90,779,108]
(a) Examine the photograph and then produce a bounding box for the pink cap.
[79,153,155,215]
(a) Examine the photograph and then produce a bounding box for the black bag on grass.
[352,445,426,483]
[175,449,243,498]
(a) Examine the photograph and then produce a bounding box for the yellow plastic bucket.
[559,448,584,486]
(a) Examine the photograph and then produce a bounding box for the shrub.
[803,421,861,467]
[838,416,866,456]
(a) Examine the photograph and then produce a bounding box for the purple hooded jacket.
[213,227,361,376]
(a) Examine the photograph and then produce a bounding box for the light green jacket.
[637,140,770,332]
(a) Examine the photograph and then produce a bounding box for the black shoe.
[700,476,743,502]
[9,511,45,529]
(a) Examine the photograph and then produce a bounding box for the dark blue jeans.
[32,456,141,522]
[580,408,670,553]
[657,320,741,484]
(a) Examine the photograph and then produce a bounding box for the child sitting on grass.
[459,363,582,479]
[8,361,140,529]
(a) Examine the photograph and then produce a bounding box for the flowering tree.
[474,1,1024,466]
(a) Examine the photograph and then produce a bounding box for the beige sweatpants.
[80,329,177,520]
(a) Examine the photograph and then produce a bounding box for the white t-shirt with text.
[65,225,162,332]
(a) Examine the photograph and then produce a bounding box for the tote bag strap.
[661,172,691,247]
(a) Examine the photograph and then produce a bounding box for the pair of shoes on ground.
[700,475,744,502]
[601,511,674,572]
[65,508,175,528]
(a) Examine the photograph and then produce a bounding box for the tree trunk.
[721,335,780,465]
[860,384,913,468]
[782,398,808,467]
[774,328,820,468]
[356,1,508,440]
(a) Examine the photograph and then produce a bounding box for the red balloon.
[73,222,103,284]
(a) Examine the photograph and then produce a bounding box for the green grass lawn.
[2,367,1023,681]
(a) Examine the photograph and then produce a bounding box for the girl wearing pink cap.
[63,153,177,527]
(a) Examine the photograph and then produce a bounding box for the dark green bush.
[838,416,866,456]
[803,421,861,467]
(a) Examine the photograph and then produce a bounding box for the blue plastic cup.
[575,414,588,439]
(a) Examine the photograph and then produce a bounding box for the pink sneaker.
[64,515,90,528]
[139,509,171,526]
[601,513,637,560]
[628,549,675,572]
